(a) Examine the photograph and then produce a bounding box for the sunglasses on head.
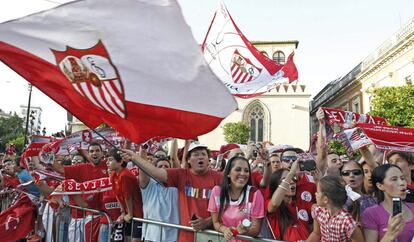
[281,156,297,162]
[341,169,362,177]
[155,154,167,159]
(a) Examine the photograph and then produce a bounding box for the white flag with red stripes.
[202,2,298,98]
[0,0,237,143]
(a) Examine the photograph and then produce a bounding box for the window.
[272,51,285,64]
[352,97,361,113]
[248,105,265,142]
[341,103,348,111]
[353,102,360,113]
[261,51,268,58]
[405,75,412,84]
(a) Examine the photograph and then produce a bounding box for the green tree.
[7,136,25,154]
[328,140,347,156]
[0,114,25,153]
[222,122,250,144]
[368,82,414,127]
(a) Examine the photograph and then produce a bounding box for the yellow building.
[310,17,414,134]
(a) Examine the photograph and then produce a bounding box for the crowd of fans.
[1,110,414,242]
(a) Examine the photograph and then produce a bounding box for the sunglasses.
[281,156,297,162]
[341,169,363,177]
[154,154,167,159]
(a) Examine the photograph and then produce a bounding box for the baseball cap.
[188,142,208,153]
[219,143,240,155]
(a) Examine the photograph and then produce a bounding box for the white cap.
[188,142,208,153]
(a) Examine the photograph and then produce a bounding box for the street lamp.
[23,84,33,147]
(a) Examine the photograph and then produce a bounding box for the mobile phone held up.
[392,197,402,216]
[299,159,316,172]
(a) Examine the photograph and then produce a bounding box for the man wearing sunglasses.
[280,148,304,170]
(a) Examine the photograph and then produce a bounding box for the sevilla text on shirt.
[184,186,212,199]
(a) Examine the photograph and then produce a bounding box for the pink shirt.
[208,185,265,242]
[362,203,414,242]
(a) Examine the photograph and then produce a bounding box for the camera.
[299,159,316,172]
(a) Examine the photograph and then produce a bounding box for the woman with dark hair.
[266,160,312,241]
[362,164,414,242]
[208,156,264,241]
[339,160,376,222]
[308,175,364,242]
[387,150,414,202]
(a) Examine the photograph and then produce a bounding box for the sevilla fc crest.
[52,41,127,118]
[230,49,262,84]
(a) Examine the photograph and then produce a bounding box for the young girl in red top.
[107,149,143,242]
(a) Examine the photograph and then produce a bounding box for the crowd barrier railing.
[0,189,17,212]
[132,217,284,242]
[39,202,112,242]
[4,193,284,242]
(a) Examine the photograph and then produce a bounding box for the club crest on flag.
[5,215,20,230]
[52,41,127,118]
[230,49,261,84]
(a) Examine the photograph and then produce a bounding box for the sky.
[0,0,413,134]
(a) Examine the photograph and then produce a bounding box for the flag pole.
[23,84,33,151]
[91,129,162,185]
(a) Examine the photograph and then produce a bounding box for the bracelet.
[281,180,290,186]
[278,184,288,191]
[231,228,239,237]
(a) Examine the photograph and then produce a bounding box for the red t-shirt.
[166,168,222,242]
[64,161,108,211]
[2,175,20,188]
[110,168,143,218]
[100,190,121,224]
[266,175,315,241]
[251,171,269,198]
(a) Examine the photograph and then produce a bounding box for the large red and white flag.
[0,0,237,143]
[202,2,298,98]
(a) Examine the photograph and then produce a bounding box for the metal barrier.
[39,202,112,242]
[3,193,283,242]
[133,217,284,242]
[0,189,17,212]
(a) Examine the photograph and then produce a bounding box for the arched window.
[261,51,268,58]
[248,105,265,142]
[272,51,285,64]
